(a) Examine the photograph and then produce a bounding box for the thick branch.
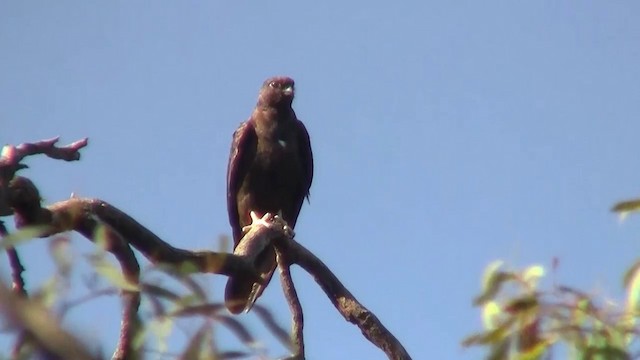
[7,177,258,281]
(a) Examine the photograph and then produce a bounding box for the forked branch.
[0,138,411,360]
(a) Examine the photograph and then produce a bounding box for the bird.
[224,76,313,314]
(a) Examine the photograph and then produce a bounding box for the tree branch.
[7,177,258,281]
[285,238,412,360]
[276,247,305,358]
[1,138,411,359]
[235,213,412,360]
[0,137,88,216]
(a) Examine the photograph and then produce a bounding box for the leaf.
[149,317,173,354]
[487,339,511,360]
[142,283,182,303]
[216,315,259,348]
[482,301,502,330]
[504,295,539,314]
[88,255,138,291]
[462,318,515,347]
[474,261,513,305]
[522,265,545,288]
[218,351,251,359]
[622,260,640,290]
[624,264,640,329]
[31,277,59,308]
[582,345,630,360]
[482,261,504,290]
[180,322,212,360]
[0,225,50,249]
[253,305,293,351]
[612,199,640,214]
[171,303,225,318]
[49,235,73,278]
[516,338,551,360]
[92,223,111,251]
[612,199,640,222]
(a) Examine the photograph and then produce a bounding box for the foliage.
[4,230,291,360]
[463,199,640,360]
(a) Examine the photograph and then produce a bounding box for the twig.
[282,238,412,360]
[0,221,26,295]
[276,247,305,359]
[0,220,30,358]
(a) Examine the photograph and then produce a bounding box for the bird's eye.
[269,81,278,88]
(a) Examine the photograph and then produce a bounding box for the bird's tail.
[224,246,277,314]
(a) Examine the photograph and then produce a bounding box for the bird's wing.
[227,120,257,245]
[297,119,314,200]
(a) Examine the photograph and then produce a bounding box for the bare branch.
[280,238,412,360]
[237,214,412,360]
[0,137,88,216]
[111,290,142,360]
[0,221,26,295]
[1,136,88,165]
[7,177,258,281]
[276,247,304,358]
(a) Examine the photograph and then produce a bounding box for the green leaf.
[504,295,539,314]
[625,266,640,333]
[474,261,514,305]
[487,339,510,360]
[622,260,640,290]
[516,339,551,360]
[582,345,630,360]
[180,322,213,359]
[522,265,545,288]
[482,301,502,330]
[88,255,138,291]
[49,235,73,278]
[462,319,515,347]
[612,199,640,214]
[612,198,640,222]
[149,317,173,354]
[0,225,50,249]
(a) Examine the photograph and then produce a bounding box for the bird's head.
[257,76,295,109]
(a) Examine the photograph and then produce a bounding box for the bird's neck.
[253,105,294,122]
[252,106,295,138]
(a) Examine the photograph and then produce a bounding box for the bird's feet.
[242,211,274,233]
[273,211,295,239]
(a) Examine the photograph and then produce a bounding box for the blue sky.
[2,2,640,359]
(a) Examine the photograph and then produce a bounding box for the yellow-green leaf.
[612,199,640,214]
[89,256,138,291]
[474,261,513,305]
[0,225,50,249]
[523,265,545,288]
[482,301,502,330]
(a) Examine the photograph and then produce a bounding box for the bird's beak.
[283,86,294,96]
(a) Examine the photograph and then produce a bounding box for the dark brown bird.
[224,76,313,314]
